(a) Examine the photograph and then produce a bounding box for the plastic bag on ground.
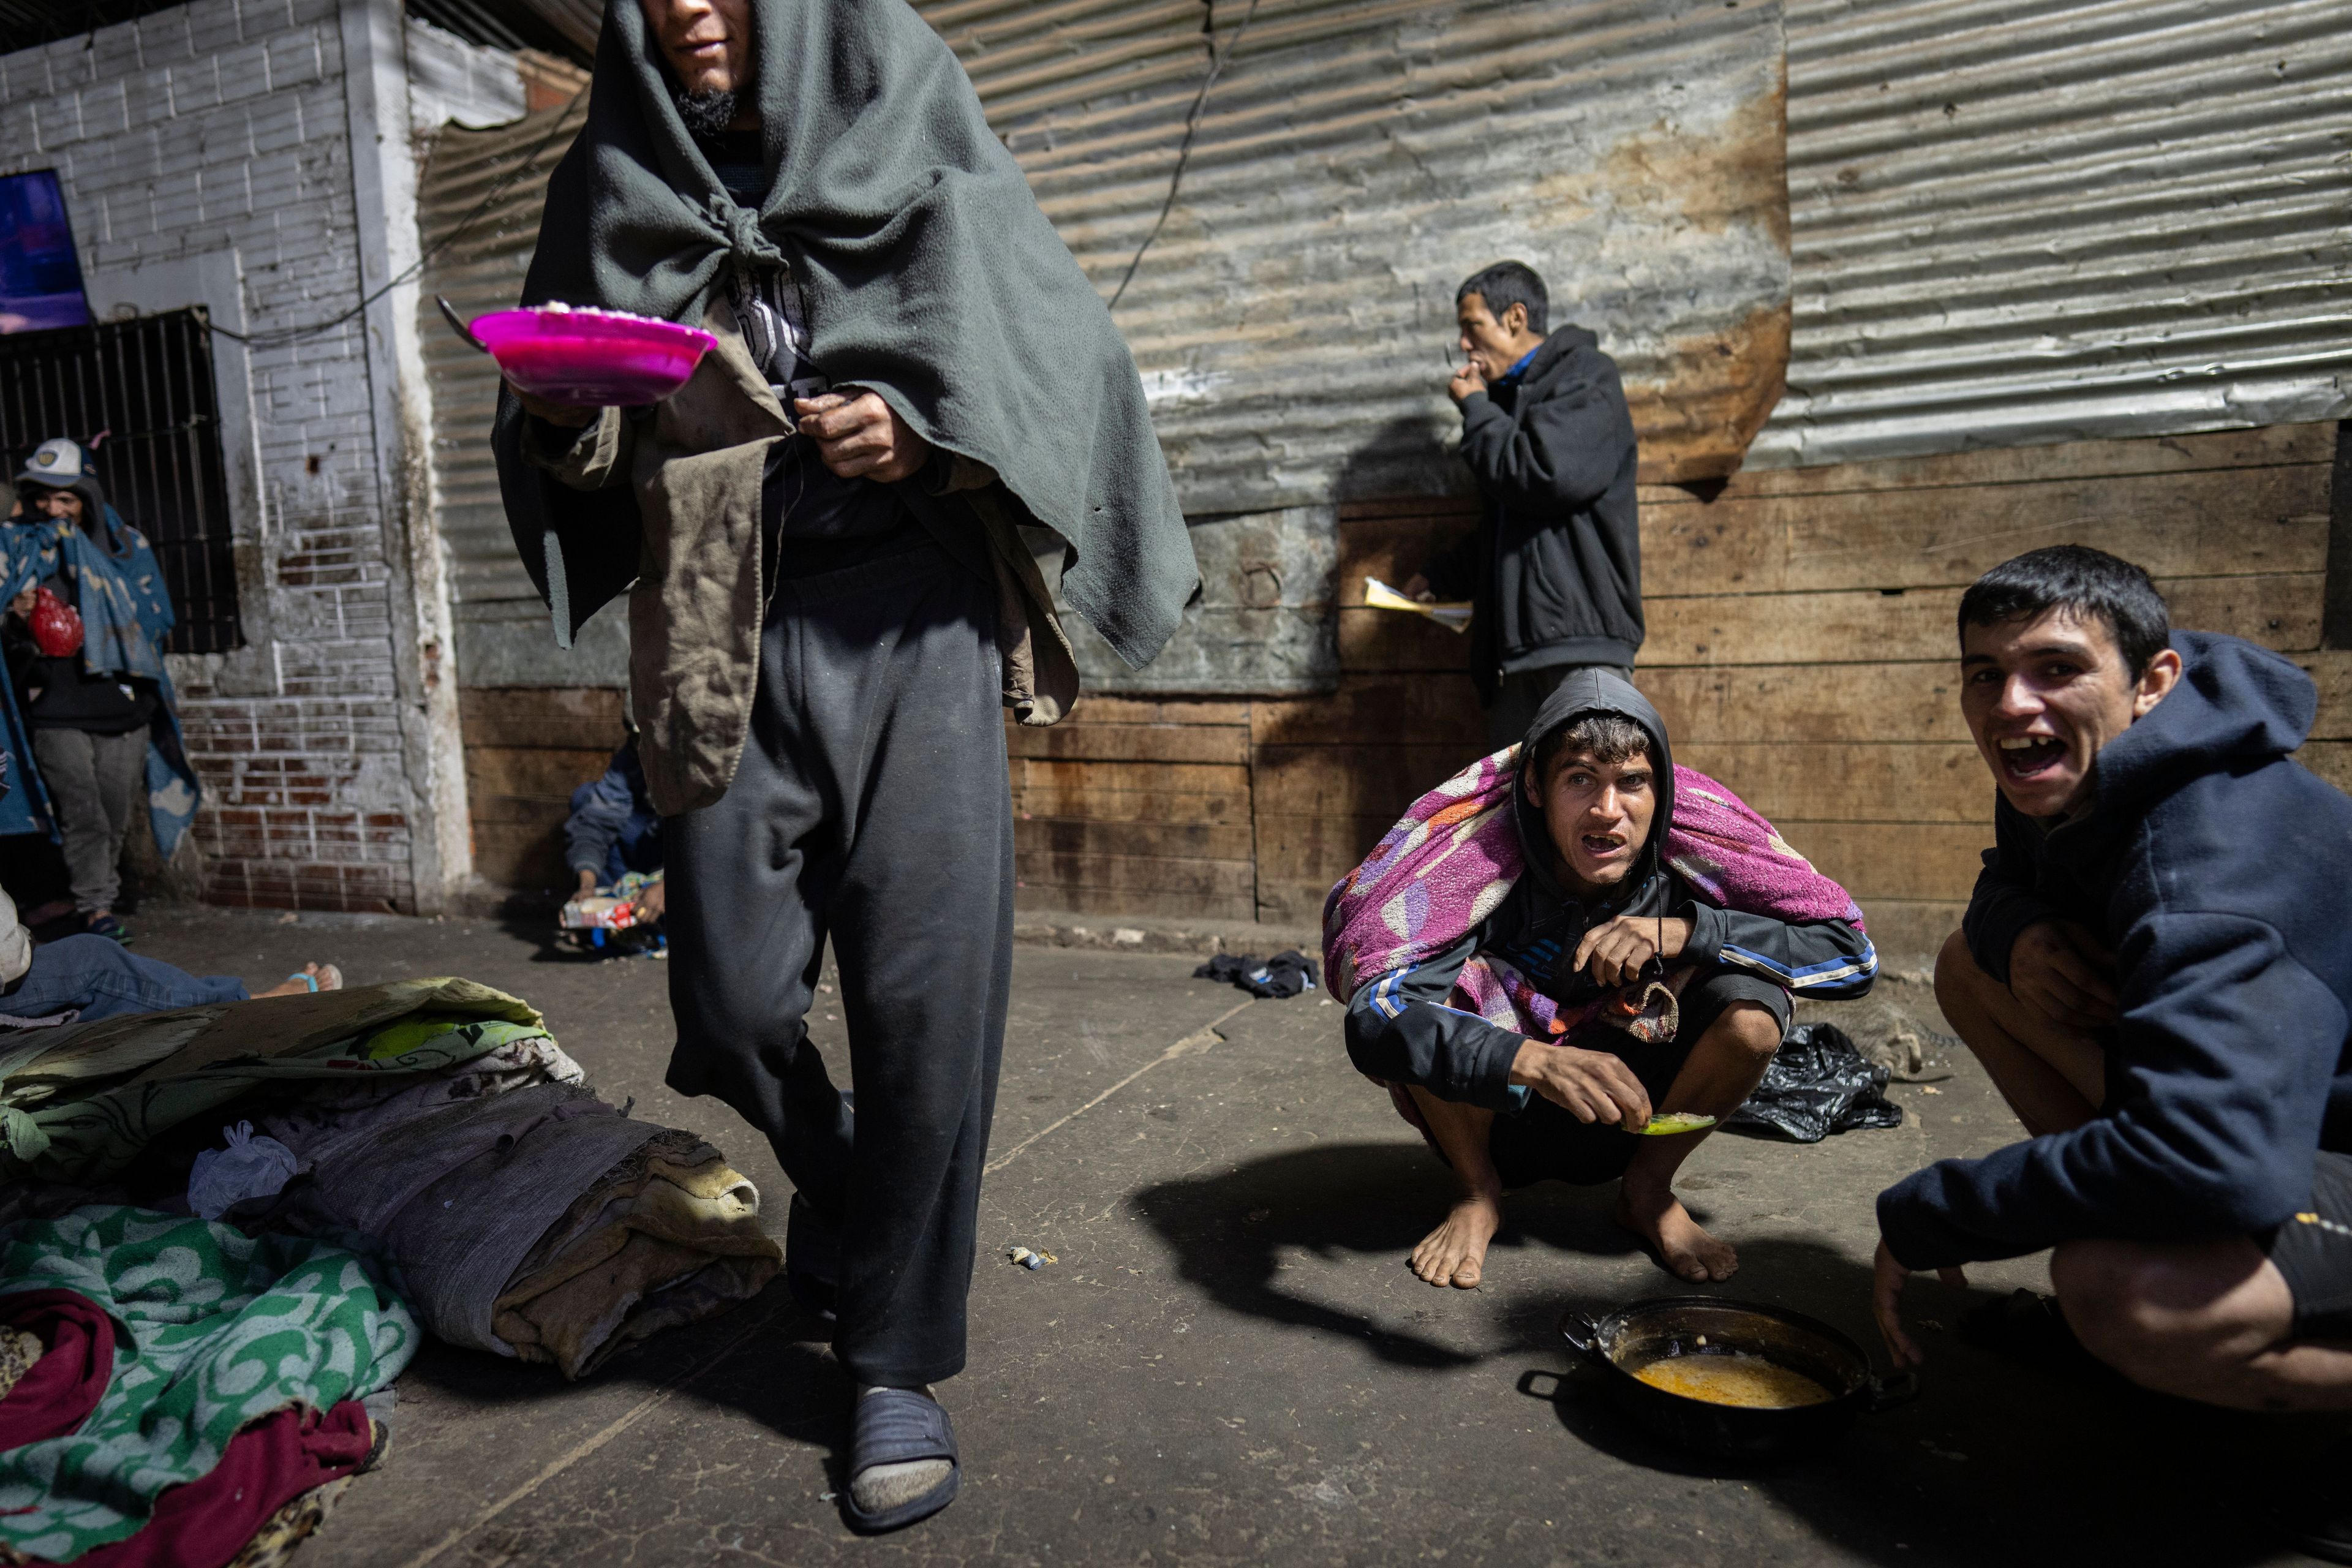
[187,1120,298,1219]
[1724,1022,1904,1144]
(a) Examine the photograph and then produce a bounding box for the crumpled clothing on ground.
[227,1081,665,1360]
[222,1472,356,1568]
[249,1034,586,1193]
[0,1208,413,1562]
[0,979,544,1183]
[8,1401,377,1568]
[0,1186,122,1234]
[0,1290,115,1452]
[493,1126,779,1378]
[0,1328,40,1405]
[227,1035,772,1373]
[1193,951,1319,1000]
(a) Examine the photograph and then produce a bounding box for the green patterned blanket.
[0,1207,417,1562]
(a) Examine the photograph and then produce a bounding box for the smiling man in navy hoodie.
[1873,546,2352,1555]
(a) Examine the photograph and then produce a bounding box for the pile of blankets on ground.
[0,978,780,1566]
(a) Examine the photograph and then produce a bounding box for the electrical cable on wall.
[1106,0,1264,312]
[203,90,587,350]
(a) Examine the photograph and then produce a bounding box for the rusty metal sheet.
[1754,0,2352,469]
[1051,508,1340,694]
[923,0,1792,510]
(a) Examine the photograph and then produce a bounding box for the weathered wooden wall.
[458,687,627,898]
[458,421,2342,951]
[1010,421,2344,955]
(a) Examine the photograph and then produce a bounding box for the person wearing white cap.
[6,438,192,943]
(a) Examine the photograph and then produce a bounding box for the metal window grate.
[0,308,243,655]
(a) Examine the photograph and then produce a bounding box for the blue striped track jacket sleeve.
[1683,902,1879,999]
[1344,931,1530,1112]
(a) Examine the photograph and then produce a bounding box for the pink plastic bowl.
[472,306,717,407]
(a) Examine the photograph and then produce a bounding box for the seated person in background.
[0,879,341,1024]
[1344,669,1877,1286]
[565,734,663,921]
[1873,548,2352,1550]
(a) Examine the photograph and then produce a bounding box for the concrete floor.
[119,907,2314,1567]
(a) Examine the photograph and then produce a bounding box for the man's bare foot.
[1616,1176,1738,1283]
[1410,1187,1502,1288]
[258,962,342,998]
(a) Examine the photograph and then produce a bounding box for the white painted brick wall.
[1,0,436,911]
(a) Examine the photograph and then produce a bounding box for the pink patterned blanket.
[1321,744,1862,1041]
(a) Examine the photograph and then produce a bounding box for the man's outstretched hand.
[2008,920,2118,1031]
[794,391,930,483]
[1510,1039,1651,1131]
[1871,1237,1967,1369]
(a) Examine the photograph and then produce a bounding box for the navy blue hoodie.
[1877,631,2352,1270]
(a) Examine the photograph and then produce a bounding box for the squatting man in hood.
[1873,547,2352,1561]
[1344,670,1877,1287]
[493,0,1194,1533]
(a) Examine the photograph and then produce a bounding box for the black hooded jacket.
[1425,328,1643,696]
[1879,631,2352,1270]
[1344,669,1877,1108]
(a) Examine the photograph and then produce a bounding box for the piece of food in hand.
[1637,1112,1717,1136]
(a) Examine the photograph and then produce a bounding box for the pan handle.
[436,295,489,354]
[1557,1307,1604,1360]
[1865,1368,1920,1412]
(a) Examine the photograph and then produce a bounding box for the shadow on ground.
[1140,1137,2296,1568]
[1134,1140,1652,1368]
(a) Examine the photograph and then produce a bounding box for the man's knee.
[2050,1238,2266,1384]
[1702,999,1784,1063]
[1934,929,2021,1072]
[1934,929,1990,1020]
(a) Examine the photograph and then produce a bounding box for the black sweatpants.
[664,534,1012,1388]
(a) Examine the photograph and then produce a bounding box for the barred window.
[0,307,244,655]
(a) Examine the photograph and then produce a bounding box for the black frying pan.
[1556,1295,1917,1460]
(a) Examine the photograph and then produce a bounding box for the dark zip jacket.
[1345,669,1877,1108]
[1425,327,1643,698]
[1878,631,2352,1270]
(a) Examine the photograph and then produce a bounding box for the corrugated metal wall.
[1752,0,2352,467]
[925,0,1792,512]
[413,96,627,688]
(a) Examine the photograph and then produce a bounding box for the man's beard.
[676,88,737,139]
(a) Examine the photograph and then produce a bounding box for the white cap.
[17,439,86,488]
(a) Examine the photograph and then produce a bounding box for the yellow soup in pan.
[1630,1351,1836,1409]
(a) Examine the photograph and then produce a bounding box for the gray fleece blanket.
[497,0,1197,668]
